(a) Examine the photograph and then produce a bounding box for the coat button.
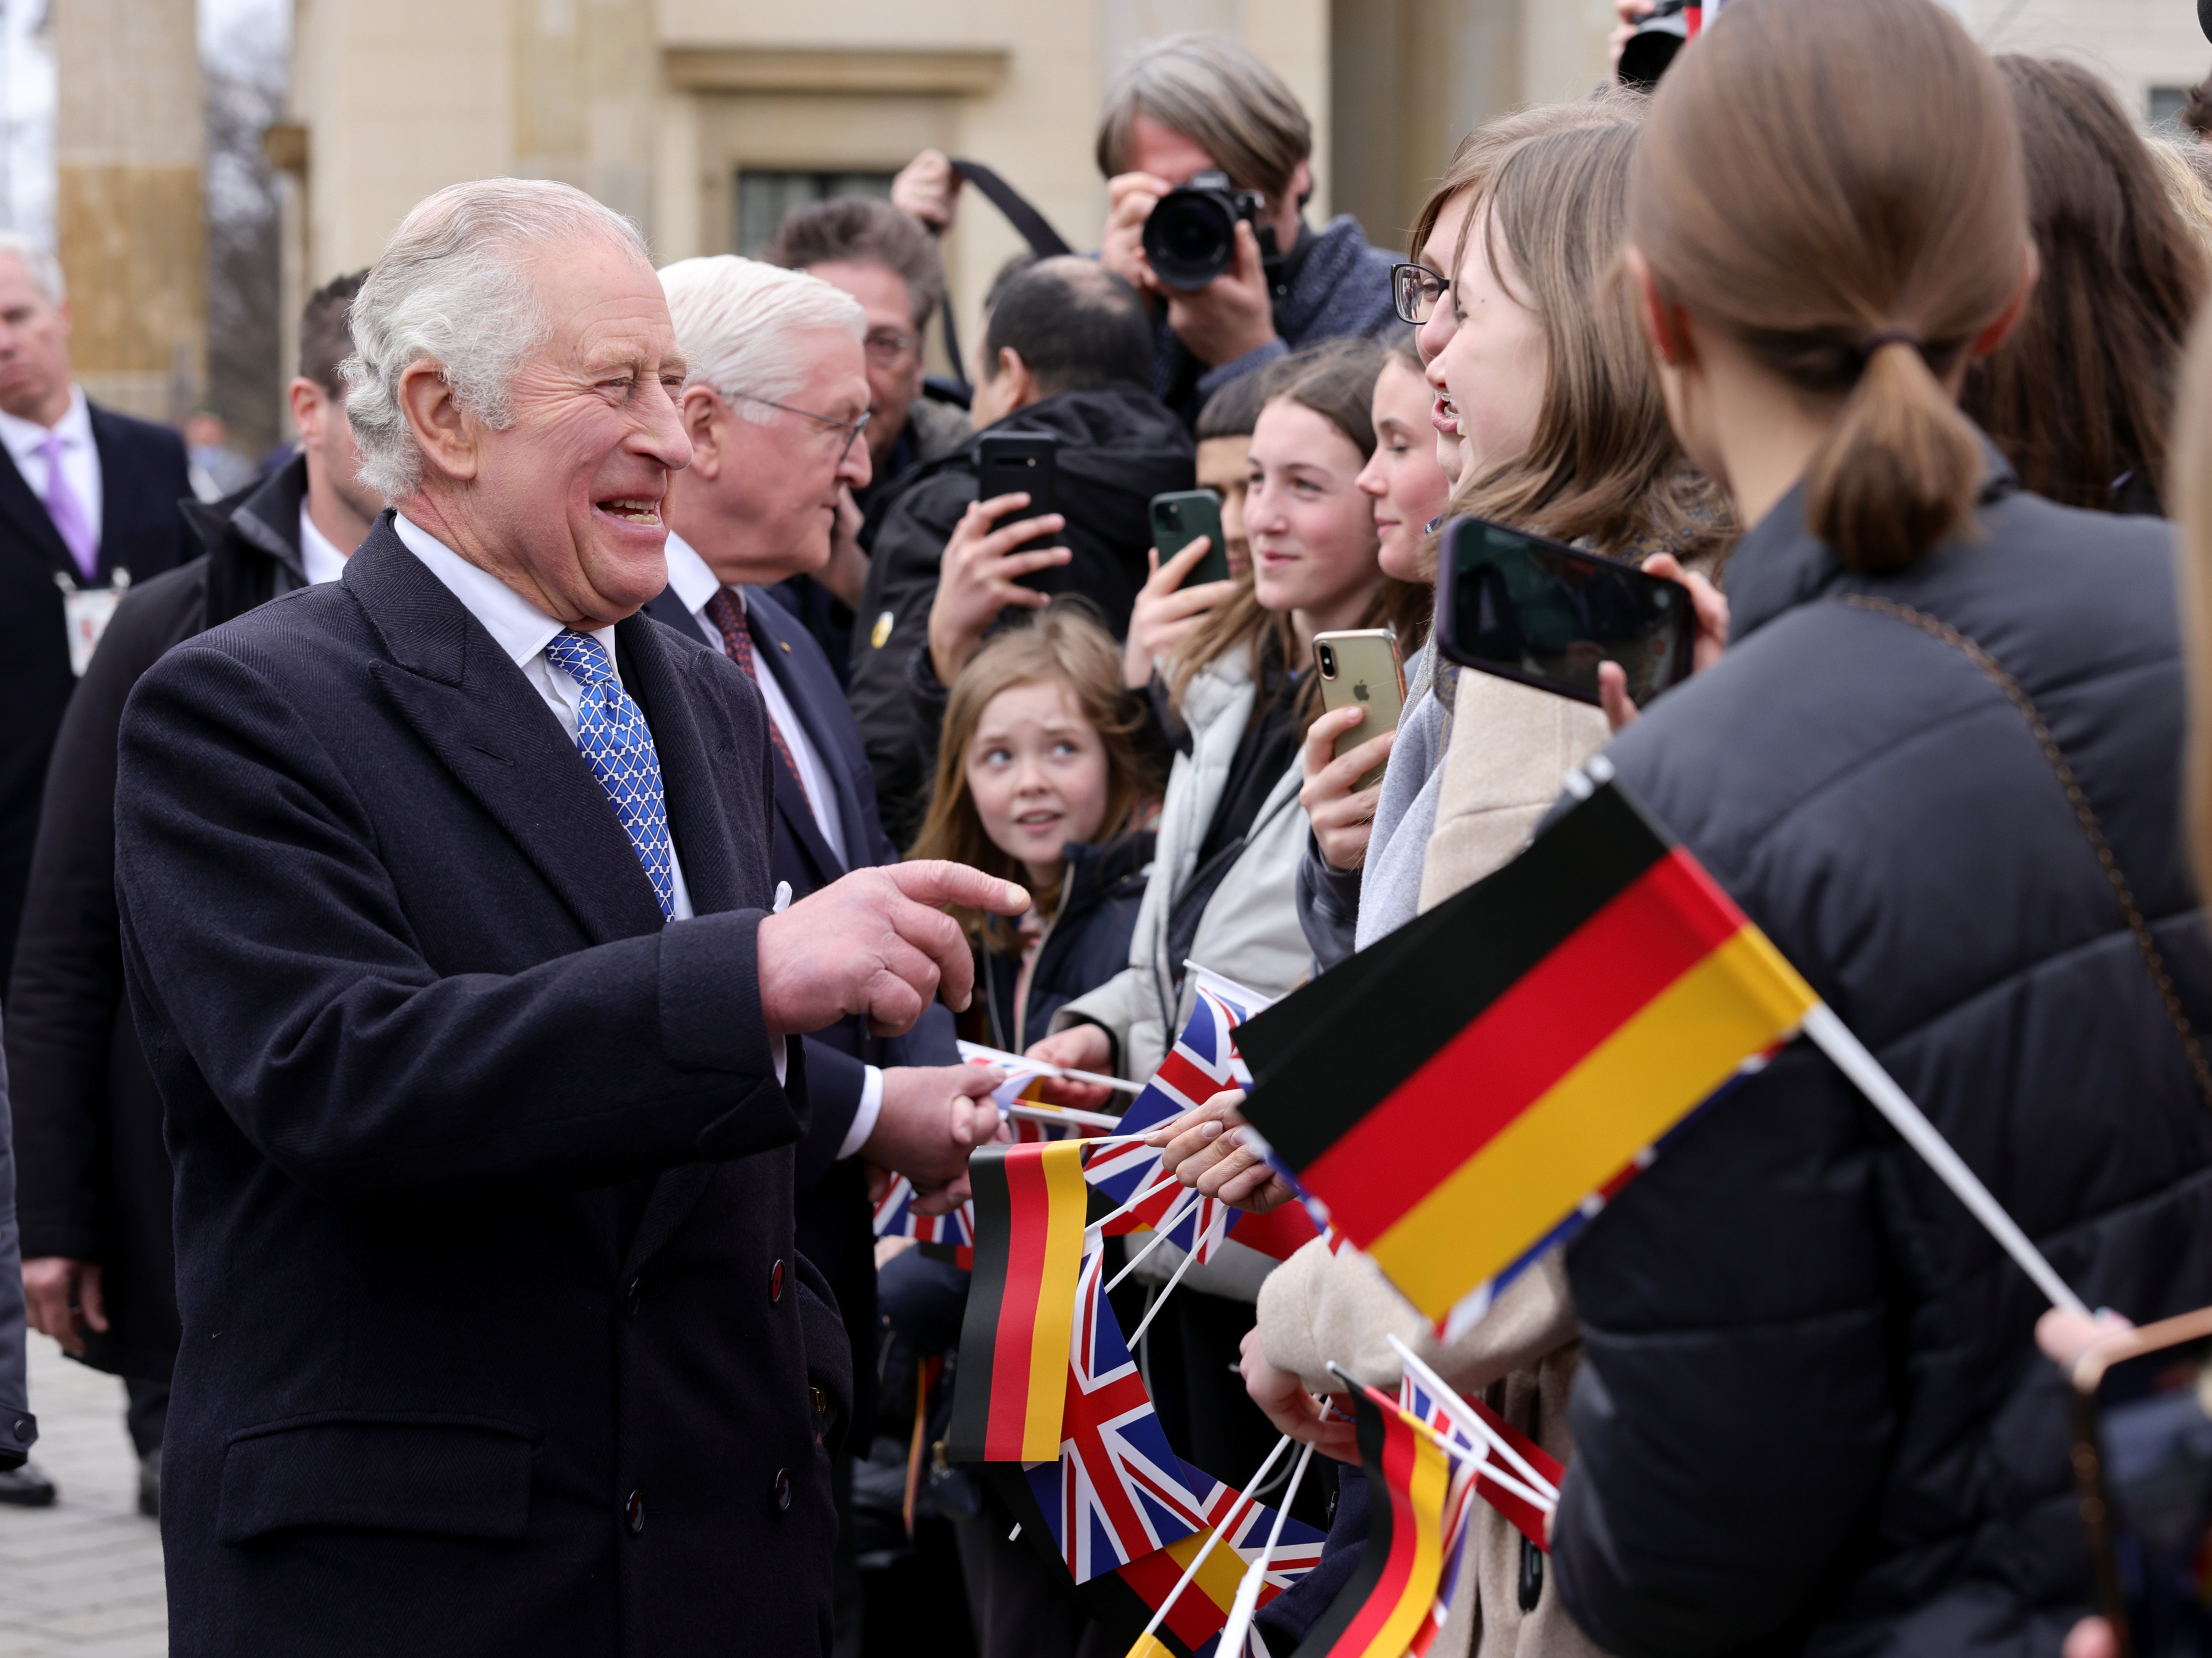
[769,1258,785,1303]
[10,1418,26,1439]
[625,1490,644,1535]
[773,1468,792,1511]
[624,1276,643,1318]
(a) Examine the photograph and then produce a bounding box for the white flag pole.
[1383,1338,1560,1505]
[1107,1185,1200,1292]
[1214,1442,1316,1658]
[1798,1003,2088,1317]
[1125,1245,1201,1349]
[1131,1434,1294,1652]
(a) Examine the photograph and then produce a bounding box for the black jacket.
[1551,455,2212,1658]
[0,403,190,980]
[643,577,957,1443]
[846,383,1194,845]
[978,833,1155,1053]
[115,521,847,1657]
[5,457,311,1383]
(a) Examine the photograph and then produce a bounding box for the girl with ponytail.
[1548,3,2212,1655]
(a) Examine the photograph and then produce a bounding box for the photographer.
[893,34,1397,429]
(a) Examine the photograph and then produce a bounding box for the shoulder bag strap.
[1835,592,2212,1110]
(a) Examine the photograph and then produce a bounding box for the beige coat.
[1255,667,1611,1658]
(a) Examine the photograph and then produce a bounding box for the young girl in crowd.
[909,603,1160,1052]
[1960,55,2207,514]
[1529,3,2206,1652]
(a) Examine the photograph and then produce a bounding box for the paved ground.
[0,1335,166,1657]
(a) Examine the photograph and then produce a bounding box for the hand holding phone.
[1313,630,1407,789]
[976,435,1063,578]
[926,490,1070,688]
[1151,490,1231,589]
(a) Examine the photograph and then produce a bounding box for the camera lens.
[1316,644,1337,678]
[1144,192,1237,291]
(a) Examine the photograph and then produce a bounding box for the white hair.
[0,235,66,305]
[657,256,865,425]
[342,178,649,502]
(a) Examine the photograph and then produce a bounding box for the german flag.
[1240,774,1817,1322]
[947,1141,1089,1463]
[1292,1393,1453,1658]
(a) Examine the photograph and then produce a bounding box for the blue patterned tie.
[544,630,676,921]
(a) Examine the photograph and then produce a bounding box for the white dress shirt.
[0,385,103,556]
[298,502,351,587]
[662,531,880,1157]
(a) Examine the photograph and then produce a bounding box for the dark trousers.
[951,1484,1116,1658]
[123,1377,167,1459]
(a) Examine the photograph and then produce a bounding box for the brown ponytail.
[1629,0,2025,571]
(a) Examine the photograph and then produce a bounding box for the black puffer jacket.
[847,384,1193,844]
[1552,452,2212,1658]
[977,833,1154,1054]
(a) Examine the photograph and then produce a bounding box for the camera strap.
[925,161,1075,396]
[1831,593,2212,1110]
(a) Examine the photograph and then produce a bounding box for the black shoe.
[137,1450,159,1519]
[0,1460,57,1507]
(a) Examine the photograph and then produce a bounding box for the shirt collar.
[391,512,609,668]
[0,384,89,470]
[297,501,349,586]
[661,530,724,617]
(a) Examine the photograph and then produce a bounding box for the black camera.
[1617,0,1697,91]
[1143,169,1268,292]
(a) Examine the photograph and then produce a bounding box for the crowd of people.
[0,1,2208,1654]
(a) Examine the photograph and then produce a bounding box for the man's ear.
[396,360,479,484]
[1626,245,1697,370]
[1969,240,2040,361]
[997,347,1037,412]
[285,377,322,442]
[680,385,726,482]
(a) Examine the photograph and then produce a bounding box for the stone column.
[53,0,206,422]
[515,0,657,240]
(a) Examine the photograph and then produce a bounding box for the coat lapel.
[347,522,667,945]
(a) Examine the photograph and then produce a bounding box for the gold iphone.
[1313,630,1407,790]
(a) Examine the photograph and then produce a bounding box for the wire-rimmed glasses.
[724,391,872,464]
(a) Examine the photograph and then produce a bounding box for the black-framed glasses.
[863,329,917,364]
[1391,262,1451,326]
[725,391,872,464]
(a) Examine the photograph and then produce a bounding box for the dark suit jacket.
[644,582,957,1435]
[115,520,846,1657]
[0,402,190,980]
[7,457,310,1383]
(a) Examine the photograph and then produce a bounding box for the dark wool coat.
[1552,454,2212,1658]
[8,456,313,1383]
[115,519,848,1657]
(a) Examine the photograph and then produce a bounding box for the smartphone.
[2068,1306,2212,1657]
[1432,514,1694,708]
[975,434,1061,578]
[1313,630,1407,790]
[1151,489,1230,589]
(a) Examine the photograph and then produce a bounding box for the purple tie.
[37,432,96,581]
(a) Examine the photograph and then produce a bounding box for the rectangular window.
[735,170,896,257]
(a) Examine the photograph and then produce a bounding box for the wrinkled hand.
[1102,171,1174,291]
[1609,0,1656,73]
[820,486,867,610]
[757,862,1029,1039]
[1124,540,1235,689]
[21,1257,105,1357]
[1161,220,1280,369]
[1598,553,1729,732]
[1149,1088,1297,1212]
[1240,1326,1361,1464]
[1023,1024,1119,1113]
[892,149,962,232]
[1300,706,1393,873]
[928,493,1070,688]
[863,1063,1005,1189]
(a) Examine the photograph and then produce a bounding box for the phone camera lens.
[1316,644,1337,677]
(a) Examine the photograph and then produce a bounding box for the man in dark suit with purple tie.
[111,179,1025,1657]
[0,235,189,995]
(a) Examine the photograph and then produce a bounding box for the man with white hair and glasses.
[109,179,1025,1655]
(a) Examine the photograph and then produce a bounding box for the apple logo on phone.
[1353,681,1371,702]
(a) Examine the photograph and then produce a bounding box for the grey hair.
[0,234,66,305]
[343,178,649,502]
[657,255,864,424]
[1095,33,1311,205]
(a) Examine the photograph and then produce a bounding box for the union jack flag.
[1180,1465,1329,1588]
[872,1175,975,1262]
[1024,1236,1215,1581]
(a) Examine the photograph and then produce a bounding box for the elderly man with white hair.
[643,255,994,1493]
[109,178,1025,1656]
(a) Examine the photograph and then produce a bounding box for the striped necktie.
[702,586,809,807]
